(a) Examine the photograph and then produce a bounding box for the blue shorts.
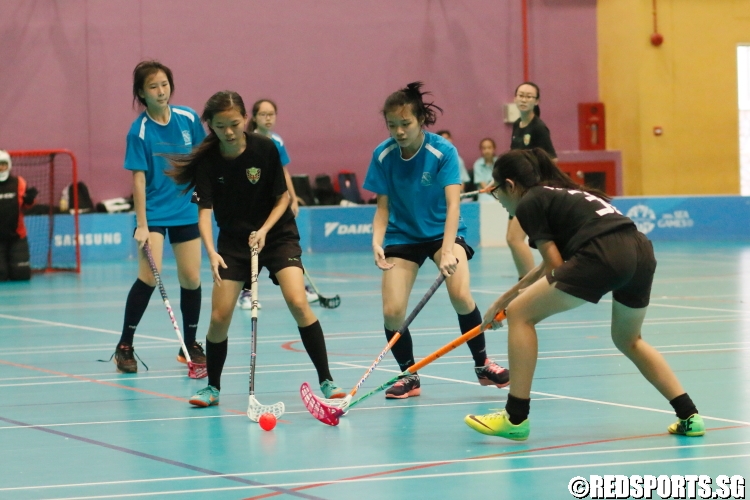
[147,223,200,244]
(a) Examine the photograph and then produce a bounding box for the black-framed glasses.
[490,185,502,200]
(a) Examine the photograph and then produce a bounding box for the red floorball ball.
[259,413,277,431]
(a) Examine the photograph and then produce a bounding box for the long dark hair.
[382,82,442,127]
[166,90,247,191]
[248,98,277,132]
[492,148,609,200]
[515,81,541,117]
[132,60,175,109]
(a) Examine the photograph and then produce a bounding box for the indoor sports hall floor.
[0,243,748,499]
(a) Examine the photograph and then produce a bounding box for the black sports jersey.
[510,116,557,158]
[194,133,293,237]
[0,176,25,241]
[515,186,634,260]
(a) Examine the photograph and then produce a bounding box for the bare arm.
[199,207,226,284]
[438,183,461,276]
[283,166,299,216]
[132,171,149,249]
[481,239,563,328]
[372,194,393,270]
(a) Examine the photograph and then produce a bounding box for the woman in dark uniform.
[167,91,345,406]
[464,148,704,441]
[507,82,557,280]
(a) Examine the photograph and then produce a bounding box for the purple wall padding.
[0,0,597,201]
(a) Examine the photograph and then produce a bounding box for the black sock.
[299,321,333,383]
[119,279,155,346]
[180,286,201,345]
[460,306,487,367]
[206,338,228,391]
[505,394,531,425]
[386,326,415,372]
[669,393,698,420]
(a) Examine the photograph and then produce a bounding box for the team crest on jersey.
[421,172,432,186]
[246,167,261,184]
[182,130,192,146]
[523,134,531,146]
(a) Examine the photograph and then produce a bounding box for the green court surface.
[0,243,747,499]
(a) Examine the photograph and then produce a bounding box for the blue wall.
[25,196,750,266]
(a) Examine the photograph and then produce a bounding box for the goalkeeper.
[0,150,37,281]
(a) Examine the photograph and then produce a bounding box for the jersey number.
[569,190,622,216]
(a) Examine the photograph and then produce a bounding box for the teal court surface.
[0,243,748,499]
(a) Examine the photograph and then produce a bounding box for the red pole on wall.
[521,0,530,81]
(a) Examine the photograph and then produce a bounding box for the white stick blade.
[247,395,285,422]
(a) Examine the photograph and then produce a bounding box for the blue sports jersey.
[124,105,206,226]
[363,131,467,246]
[270,133,290,167]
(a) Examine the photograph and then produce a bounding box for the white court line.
[0,398,561,431]
[41,453,750,499]
[4,441,748,492]
[1,341,746,387]
[0,314,177,343]
[341,363,750,427]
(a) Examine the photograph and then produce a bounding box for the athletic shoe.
[305,285,319,303]
[464,410,530,441]
[189,385,220,407]
[320,379,346,399]
[385,373,421,399]
[475,359,510,388]
[114,344,137,374]
[237,289,261,310]
[177,341,206,365]
[668,413,705,437]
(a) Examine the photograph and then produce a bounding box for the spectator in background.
[506,81,557,279]
[472,138,498,203]
[437,130,471,193]
[0,150,36,281]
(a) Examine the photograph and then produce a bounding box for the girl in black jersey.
[167,91,345,406]
[507,82,557,281]
[464,148,704,441]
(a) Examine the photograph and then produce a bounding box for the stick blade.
[247,396,285,422]
[319,295,341,309]
[187,362,207,379]
[300,382,345,426]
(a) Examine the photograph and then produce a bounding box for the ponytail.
[493,148,610,200]
[382,81,443,127]
[166,90,247,192]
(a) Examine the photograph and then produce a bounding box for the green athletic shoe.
[464,409,530,441]
[189,385,220,407]
[320,380,346,399]
[668,413,705,437]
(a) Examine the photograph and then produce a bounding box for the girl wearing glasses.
[464,148,703,441]
[363,82,509,400]
[507,82,557,280]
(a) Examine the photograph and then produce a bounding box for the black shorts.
[384,237,475,267]
[546,226,656,309]
[217,219,303,286]
[147,223,200,244]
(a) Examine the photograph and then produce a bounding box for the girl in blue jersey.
[464,148,703,440]
[166,91,345,406]
[110,61,206,374]
[363,82,510,399]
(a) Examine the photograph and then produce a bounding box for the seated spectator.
[472,138,498,203]
[437,130,471,192]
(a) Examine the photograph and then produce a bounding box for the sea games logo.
[625,204,694,234]
[324,222,373,237]
[625,205,656,234]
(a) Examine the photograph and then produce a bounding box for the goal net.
[7,150,81,273]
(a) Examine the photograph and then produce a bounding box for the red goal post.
[7,149,81,273]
